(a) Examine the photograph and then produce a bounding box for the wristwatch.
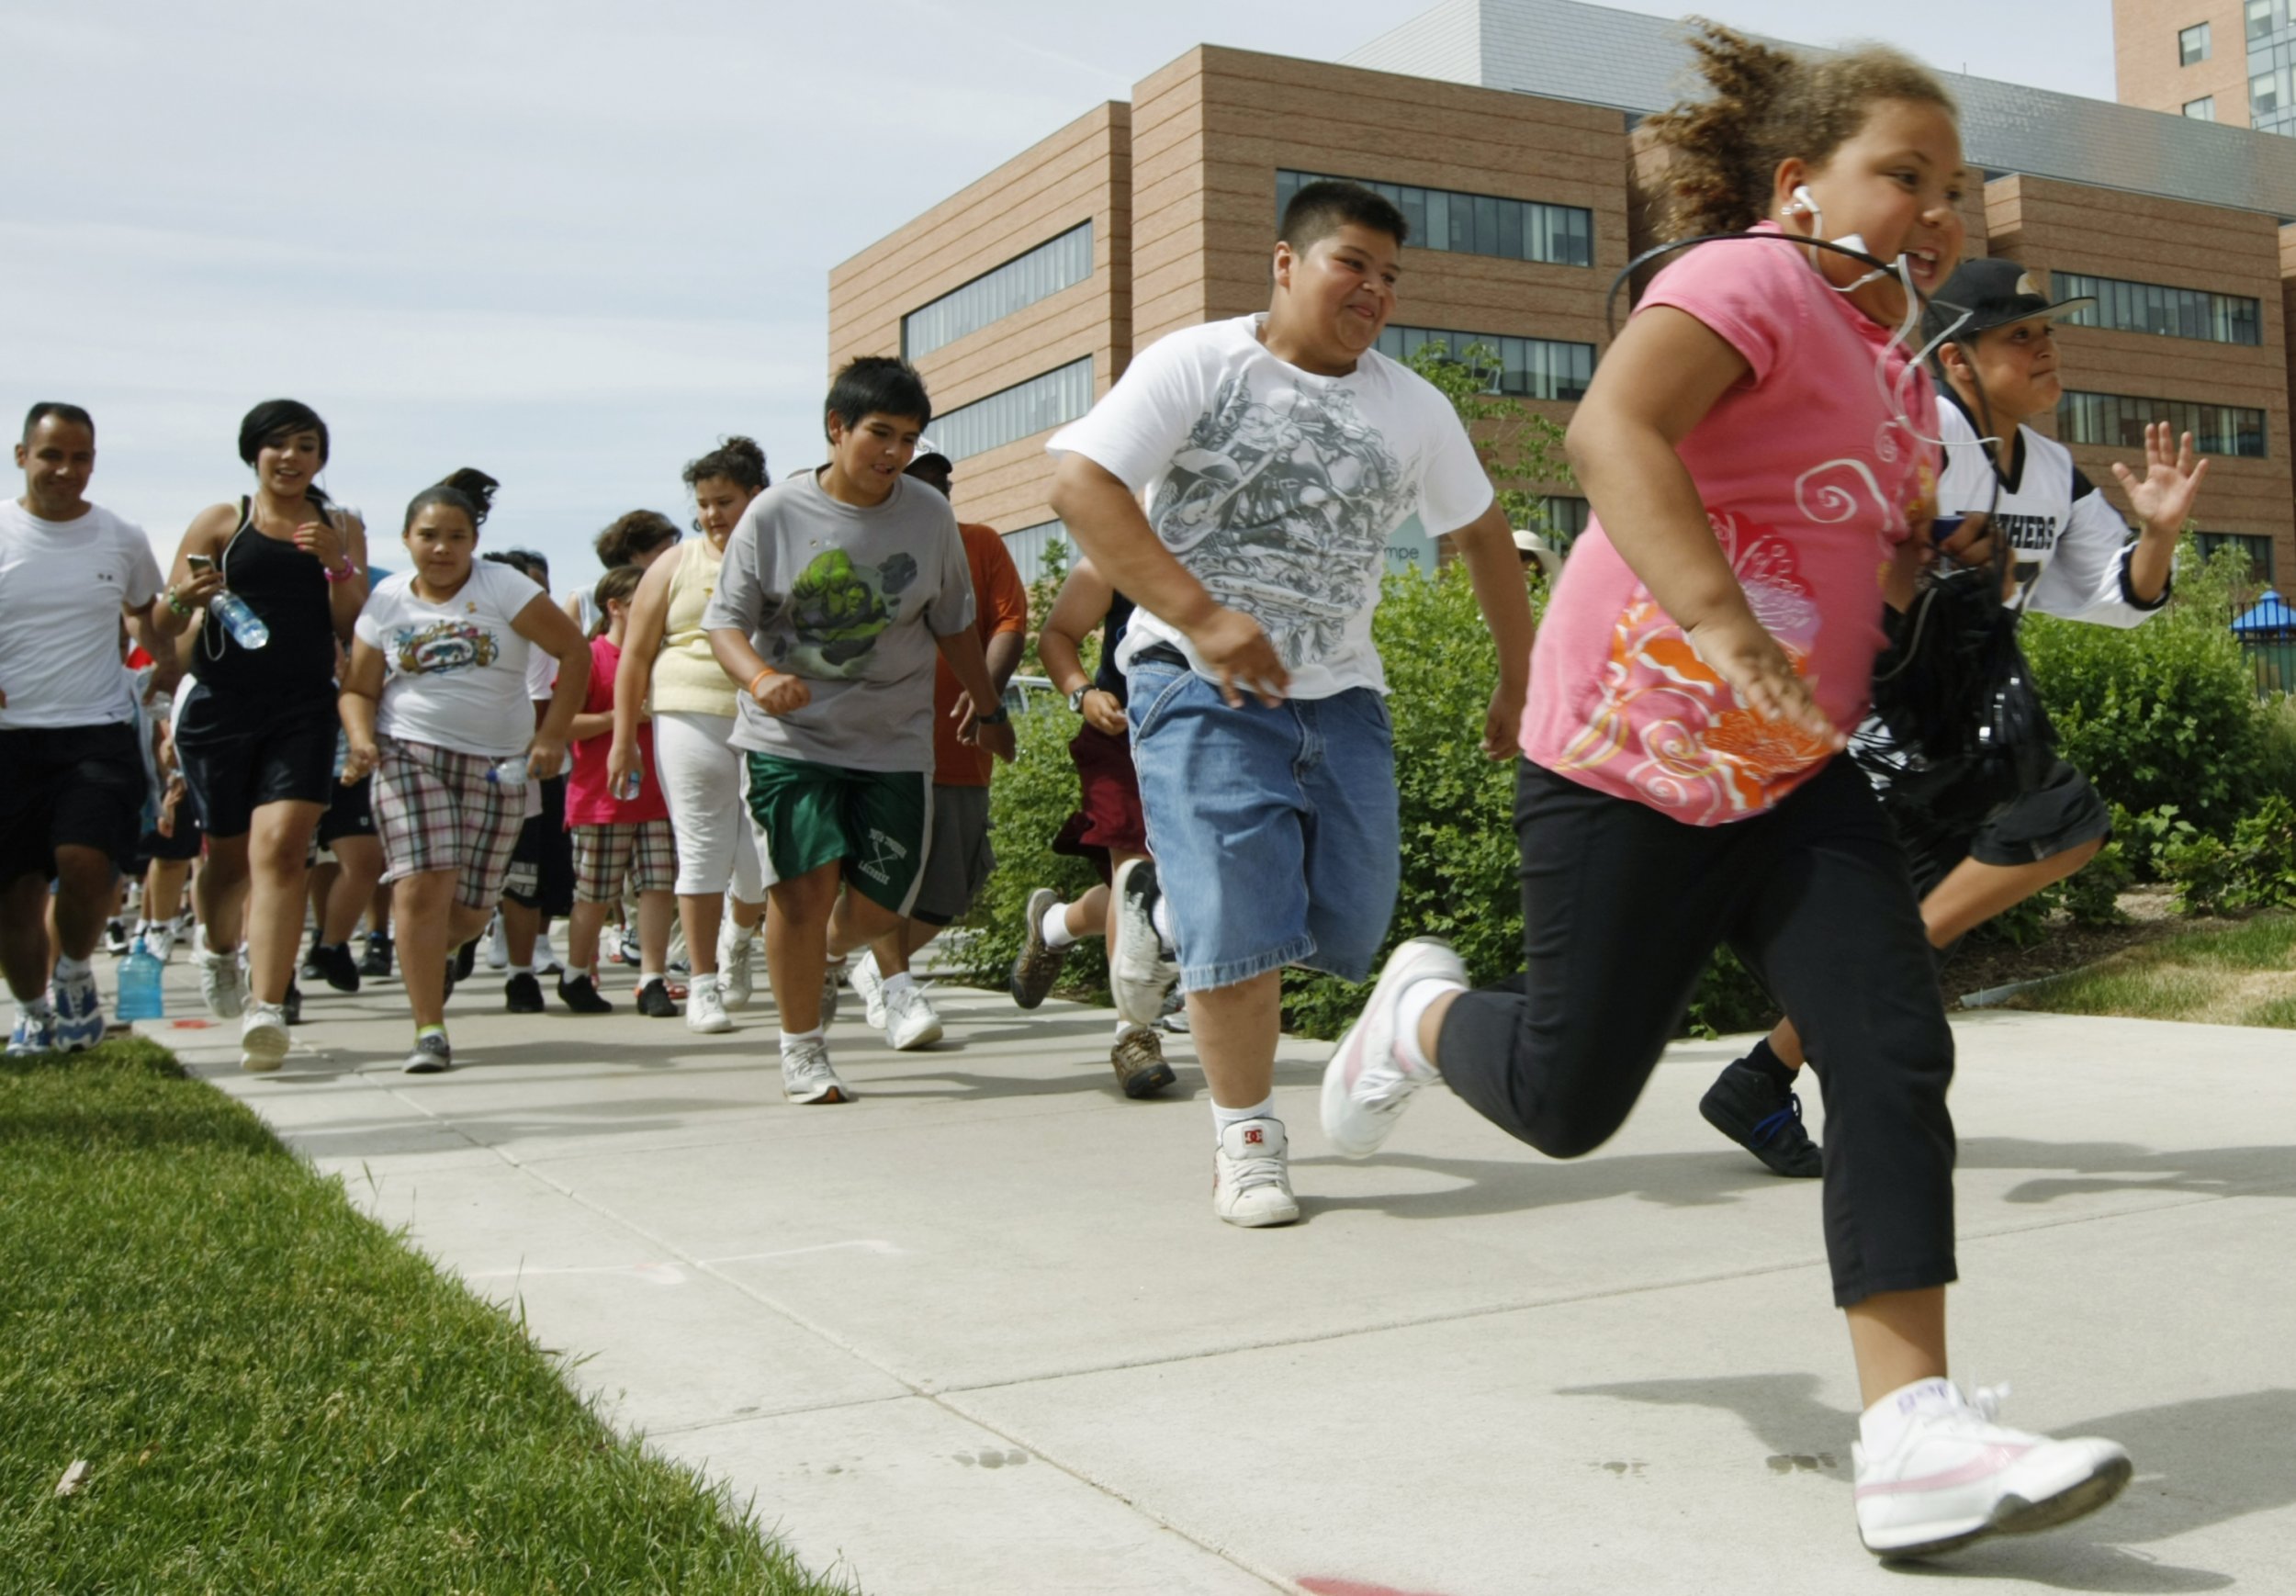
[975,704,1010,726]
[1067,684,1092,714]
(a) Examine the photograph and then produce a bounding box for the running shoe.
[359,931,394,979]
[452,936,478,985]
[636,977,679,1019]
[685,976,732,1034]
[1854,1380,2132,1557]
[239,1002,290,1073]
[780,1038,850,1105]
[299,944,327,983]
[850,950,888,1030]
[104,918,131,957]
[402,1033,454,1074]
[1321,938,1463,1159]
[142,920,177,965]
[1110,860,1179,1028]
[484,913,509,972]
[614,927,640,966]
[1110,1023,1176,1099]
[533,928,565,977]
[1214,1118,1300,1228]
[51,967,106,1052]
[1700,1054,1824,1178]
[196,941,245,1019]
[310,941,361,994]
[503,972,545,1014]
[1007,887,1069,1009]
[884,983,943,1051]
[717,911,755,1010]
[9,1004,57,1055]
[557,972,613,1014]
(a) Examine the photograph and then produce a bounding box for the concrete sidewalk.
[148,950,2296,1594]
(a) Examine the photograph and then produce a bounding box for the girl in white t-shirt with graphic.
[341,470,590,1073]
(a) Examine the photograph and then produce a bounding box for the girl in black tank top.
[196,499,342,707]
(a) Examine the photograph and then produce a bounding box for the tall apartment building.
[834,0,2296,590]
[2113,0,2296,132]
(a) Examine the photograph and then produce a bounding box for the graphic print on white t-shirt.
[355,561,543,758]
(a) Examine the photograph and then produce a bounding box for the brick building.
[832,0,2296,590]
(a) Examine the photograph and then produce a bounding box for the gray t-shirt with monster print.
[703,469,975,772]
[1047,313,1492,700]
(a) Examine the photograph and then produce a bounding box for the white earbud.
[1788,184,1819,221]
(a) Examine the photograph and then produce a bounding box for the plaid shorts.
[374,737,527,910]
[572,817,677,904]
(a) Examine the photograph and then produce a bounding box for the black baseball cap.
[1922,257,2094,347]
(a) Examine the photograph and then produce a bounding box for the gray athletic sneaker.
[781,1037,849,1105]
[402,1032,454,1074]
[1110,860,1179,1028]
[1008,886,1069,1009]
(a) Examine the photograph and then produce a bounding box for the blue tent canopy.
[2232,591,2296,636]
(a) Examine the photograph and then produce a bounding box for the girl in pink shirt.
[1322,24,2133,1558]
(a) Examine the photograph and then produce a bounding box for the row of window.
[901,222,1094,361]
[931,357,1095,463]
[1275,169,1594,268]
[2059,391,2268,457]
[2054,272,2261,346]
[1377,325,1596,400]
[2196,530,2279,582]
[2249,0,2293,41]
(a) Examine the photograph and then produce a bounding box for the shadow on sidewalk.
[1559,1371,2294,1590]
[1960,1138,2296,1204]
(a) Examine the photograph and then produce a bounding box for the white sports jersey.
[1935,392,2168,628]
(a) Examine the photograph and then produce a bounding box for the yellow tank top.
[650,536,737,716]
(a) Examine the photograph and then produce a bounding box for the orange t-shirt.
[933,523,1030,787]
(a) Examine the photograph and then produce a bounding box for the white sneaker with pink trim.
[1853,1379,2132,1557]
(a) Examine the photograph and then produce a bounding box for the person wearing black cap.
[1701,254,2211,1178]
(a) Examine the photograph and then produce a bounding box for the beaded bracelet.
[164,589,193,618]
[321,557,359,585]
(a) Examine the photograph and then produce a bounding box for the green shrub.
[2258,692,2296,797]
[2159,792,2296,916]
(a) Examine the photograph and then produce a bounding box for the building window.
[2060,391,2267,458]
[901,222,1093,361]
[1000,519,1070,587]
[2055,272,2261,345]
[2185,95,2217,118]
[931,358,1094,462]
[2196,531,2279,581]
[1539,496,1591,545]
[1275,170,1593,267]
[2249,0,2279,43]
[2180,21,2212,63]
[1378,326,1596,400]
[2255,71,2282,118]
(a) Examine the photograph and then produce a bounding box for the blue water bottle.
[211,591,270,649]
[118,938,165,1021]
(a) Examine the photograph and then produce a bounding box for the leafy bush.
[2162,793,2296,916]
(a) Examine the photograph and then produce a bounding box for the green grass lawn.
[0,1039,850,1595]
[2004,911,2296,1029]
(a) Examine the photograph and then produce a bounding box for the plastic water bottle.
[484,754,530,788]
[614,768,643,802]
[118,938,164,1020]
[210,590,270,649]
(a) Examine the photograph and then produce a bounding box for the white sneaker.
[239,1002,290,1073]
[1214,1118,1300,1227]
[1321,938,1464,1159]
[884,983,943,1050]
[781,1037,850,1105]
[1854,1380,2132,1557]
[685,976,733,1034]
[533,928,565,978]
[717,907,755,1010]
[141,921,176,965]
[850,950,888,1030]
[484,912,509,971]
[1110,859,1180,1027]
[196,941,245,1019]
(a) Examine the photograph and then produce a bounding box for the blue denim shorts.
[1125,652,1400,991]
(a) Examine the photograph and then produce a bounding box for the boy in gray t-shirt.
[704,356,1014,1105]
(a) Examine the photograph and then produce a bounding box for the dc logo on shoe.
[1243,1127,1264,1145]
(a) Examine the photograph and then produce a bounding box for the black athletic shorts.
[0,722,145,886]
[141,798,204,864]
[317,772,377,849]
[174,681,338,838]
[503,773,574,915]
[1967,759,2113,867]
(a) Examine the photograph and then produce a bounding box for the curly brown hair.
[1641,19,1955,241]
[592,509,680,568]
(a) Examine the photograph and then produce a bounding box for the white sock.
[18,996,54,1019]
[1393,977,1466,1074]
[882,970,917,998]
[639,971,665,987]
[1041,903,1077,950]
[1210,1094,1277,1141]
[780,1027,824,1053]
[508,964,533,978]
[54,955,92,980]
[1860,1377,1958,1456]
[1150,894,1175,949]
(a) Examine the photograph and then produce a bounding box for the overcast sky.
[5,0,2117,583]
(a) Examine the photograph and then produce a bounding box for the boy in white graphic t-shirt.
[1048,180,1536,1227]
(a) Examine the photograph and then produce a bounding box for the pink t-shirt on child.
[1520,222,1939,825]
[565,635,670,827]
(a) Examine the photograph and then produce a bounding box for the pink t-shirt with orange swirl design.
[1519,222,1939,825]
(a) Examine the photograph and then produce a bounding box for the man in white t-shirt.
[0,403,168,1054]
[1047,180,1537,1227]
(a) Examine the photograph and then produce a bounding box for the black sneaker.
[503,972,545,1014]
[452,936,478,984]
[1699,1055,1824,1178]
[402,1032,453,1073]
[557,972,613,1014]
[282,983,304,1026]
[360,933,394,979]
[311,942,361,994]
[443,958,457,1003]
[636,978,678,1019]
[105,918,132,956]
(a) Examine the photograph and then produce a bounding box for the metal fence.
[2244,638,2296,696]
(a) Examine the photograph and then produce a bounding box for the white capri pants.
[652,710,770,901]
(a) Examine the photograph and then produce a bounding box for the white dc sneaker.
[850,950,888,1030]
[685,976,733,1034]
[239,1002,291,1073]
[781,1037,850,1105]
[1110,859,1180,1027]
[1214,1117,1301,1228]
[884,983,943,1051]
[1321,938,1465,1158]
[1853,1380,2133,1558]
[717,908,756,1010]
[196,940,245,1019]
